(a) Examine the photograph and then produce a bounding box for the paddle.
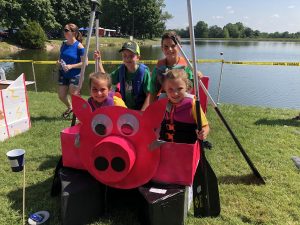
[185,0,220,217]
[172,8,265,185]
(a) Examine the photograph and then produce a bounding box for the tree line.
[0,0,171,39]
[174,21,300,39]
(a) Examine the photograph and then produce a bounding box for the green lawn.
[0,91,299,225]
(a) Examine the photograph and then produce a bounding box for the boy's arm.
[94,50,105,73]
[141,93,150,111]
[149,67,158,103]
[141,68,151,110]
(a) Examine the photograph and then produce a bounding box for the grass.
[0,91,300,225]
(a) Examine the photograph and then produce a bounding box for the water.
[1,40,300,109]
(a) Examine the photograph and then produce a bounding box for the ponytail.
[76,31,83,43]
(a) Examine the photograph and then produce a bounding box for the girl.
[159,69,209,143]
[58,23,85,119]
[88,72,126,110]
[150,31,203,103]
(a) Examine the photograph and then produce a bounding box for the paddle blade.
[193,156,220,217]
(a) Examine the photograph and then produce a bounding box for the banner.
[0,74,31,141]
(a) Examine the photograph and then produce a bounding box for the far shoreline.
[1,37,300,57]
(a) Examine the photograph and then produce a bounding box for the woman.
[58,23,85,119]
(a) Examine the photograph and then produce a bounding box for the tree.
[208,25,224,38]
[50,0,91,29]
[223,27,230,38]
[99,0,170,38]
[194,21,208,38]
[224,23,240,38]
[244,27,254,38]
[16,21,47,49]
[0,0,59,31]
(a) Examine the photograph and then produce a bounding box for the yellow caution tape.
[1,59,300,66]
[0,59,33,63]
[224,61,300,66]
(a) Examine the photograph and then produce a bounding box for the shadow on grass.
[6,177,61,225]
[218,173,265,185]
[38,155,61,171]
[31,116,61,123]
[254,118,300,127]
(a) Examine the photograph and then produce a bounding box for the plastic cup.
[6,149,25,172]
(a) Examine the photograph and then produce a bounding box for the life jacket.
[87,91,115,111]
[159,93,197,144]
[119,63,147,110]
[155,56,188,94]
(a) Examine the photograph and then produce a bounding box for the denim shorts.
[58,70,80,86]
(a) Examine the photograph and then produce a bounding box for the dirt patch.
[45,42,60,51]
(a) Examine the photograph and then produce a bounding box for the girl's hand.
[64,64,73,71]
[94,50,101,60]
[196,125,210,140]
[197,71,204,79]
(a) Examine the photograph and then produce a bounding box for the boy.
[95,41,151,110]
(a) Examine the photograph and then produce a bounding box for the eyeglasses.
[64,29,71,33]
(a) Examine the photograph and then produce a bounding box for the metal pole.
[31,62,37,92]
[216,52,224,104]
[78,0,99,90]
[22,164,25,225]
[95,18,99,72]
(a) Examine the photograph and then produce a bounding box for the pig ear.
[143,98,168,129]
[71,95,92,122]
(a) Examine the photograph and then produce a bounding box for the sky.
[163,0,300,33]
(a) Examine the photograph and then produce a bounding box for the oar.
[186,0,220,217]
[71,0,100,126]
[171,20,265,186]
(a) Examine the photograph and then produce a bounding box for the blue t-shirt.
[60,41,85,78]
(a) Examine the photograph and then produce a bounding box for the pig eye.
[92,114,113,136]
[117,114,139,136]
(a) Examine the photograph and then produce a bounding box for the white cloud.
[271,14,279,18]
[226,6,234,14]
[212,16,224,19]
[288,5,295,9]
[243,16,249,19]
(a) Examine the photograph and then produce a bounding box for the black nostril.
[94,157,109,171]
[111,157,125,172]
[95,124,106,135]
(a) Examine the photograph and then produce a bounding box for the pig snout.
[91,136,136,183]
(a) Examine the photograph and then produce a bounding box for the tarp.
[0,74,31,141]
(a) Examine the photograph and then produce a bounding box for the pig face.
[71,95,168,189]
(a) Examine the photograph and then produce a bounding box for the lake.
[1,40,300,109]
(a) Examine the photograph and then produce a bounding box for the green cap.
[119,41,140,55]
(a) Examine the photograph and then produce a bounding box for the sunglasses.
[64,28,72,33]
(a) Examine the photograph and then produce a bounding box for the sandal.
[292,115,300,120]
[62,108,72,119]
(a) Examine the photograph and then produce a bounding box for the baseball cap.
[119,41,140,55]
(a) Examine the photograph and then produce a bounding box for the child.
[150,31,203,103]
[88,72,126,111]
[159,69,209,144]
[95,41,151,110]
